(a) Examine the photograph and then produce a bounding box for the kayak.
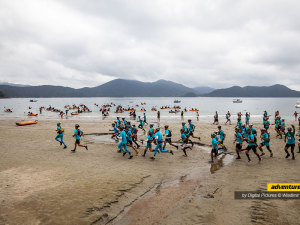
[81,111,92,113]
[28,114,38,116]
[169,111,180,113]
[16,121,38,126]
[71,112,79,115]
[4,110,12,113]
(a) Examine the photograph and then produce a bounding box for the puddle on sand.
[197,145,235,174]
[86,134,118,144]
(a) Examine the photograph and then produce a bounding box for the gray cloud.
[0,0,300,90]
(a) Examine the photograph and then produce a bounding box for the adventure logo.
[267,183,300,192]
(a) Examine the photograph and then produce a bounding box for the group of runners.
[53,107,299,164]
[54,123,88,152]
[111,117,202,159]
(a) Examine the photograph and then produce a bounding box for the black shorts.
[246,145,257,152]
[211,149,218,154]
[236,144,242,149]
[127,140,133,145]
[165,138,172,143]
[219,140,224,145]
[285,144,295,149]
[76,139,80,144]
[189,132,193,136]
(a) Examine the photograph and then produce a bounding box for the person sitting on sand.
[118,127,133,159]
[234,127,243,159]
[284,125,296,160]
[242,129,261,163]
[151,128,173,160]
[163,125,178,150]
[210,133,219,163]
[55,122,67,149]
[258,128,273,157]
[143,131,153,157]
[71,124,88,152]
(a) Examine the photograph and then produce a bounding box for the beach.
[0,118,300,225]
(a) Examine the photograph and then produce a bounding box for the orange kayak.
[169,111,180,113]
[4,110,12,113]
[81,111,92,113]
[16,121,38,126]
[71,112,79,115]
[28,114,38,116]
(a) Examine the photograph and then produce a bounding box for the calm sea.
[0,97,299,122]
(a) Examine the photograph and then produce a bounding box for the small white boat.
[233,98,242,103]
[174,100,181,103]
[295,101,300,108]
[30,99,38,102]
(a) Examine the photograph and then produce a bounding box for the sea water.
[0,97,299,122]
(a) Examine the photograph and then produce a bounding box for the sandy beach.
[0,118,300,225]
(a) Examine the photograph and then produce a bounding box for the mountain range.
[0,79,299,98]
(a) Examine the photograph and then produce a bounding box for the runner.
[143,113,148,125]
[242,129,261,162]
[188,119,201,140]
[142,131,153,157]
[210,133,219,163]
[111,123,119,141]
[225,111,231,125]
[237,118,242,130]
[180,128,192,157]
[213,111,219,125]
[275,117,282,138]
[234,127,243,159]
[150,128,173,160]
[294,111,298,121]
[263,117,270,131]
[118,127,133,159]
[138,116,146,133]
[217,125,227,150]
[163,125,178,150]
[245,112,250,126]
[126,126,139,156]
[71,124,88,152]
[55,122,67,149]
[258,128,273,157]
[284,125,296,160]
[131,124,140,149]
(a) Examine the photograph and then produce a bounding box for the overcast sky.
[0,0,300,90]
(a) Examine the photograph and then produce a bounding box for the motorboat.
[30,99,38,102]
[233,98,242,103]
[295,101,300,108]
[174,99,181,103]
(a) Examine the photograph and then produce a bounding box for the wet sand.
[0,119,299,225]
